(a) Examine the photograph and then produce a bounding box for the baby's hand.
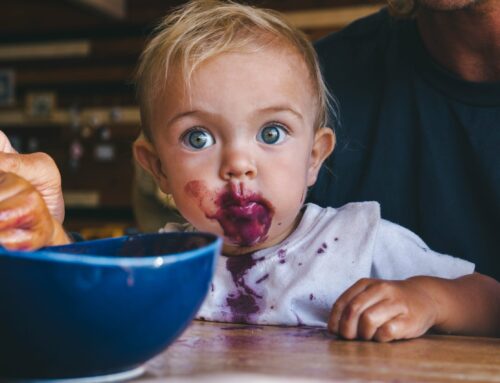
[328,278,439,342]
[0,172,70,250]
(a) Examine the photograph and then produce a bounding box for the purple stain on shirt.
[277,248,287,264]
[309,293,314,301]
[292,310,304,326]
[225,253,265,323]
[317,242,328,255]
[211,283,215,292]
[255,274,269,284]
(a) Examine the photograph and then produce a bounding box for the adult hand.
[0,171,70,250]
[0,130,65,223]
[328,278,438,342]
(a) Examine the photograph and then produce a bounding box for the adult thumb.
[0,130,17,153]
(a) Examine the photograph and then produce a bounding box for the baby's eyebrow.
[167,105,303,127]
[255,105,303,121]
[167,110,203,126]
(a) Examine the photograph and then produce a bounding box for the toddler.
[132,0,499,341]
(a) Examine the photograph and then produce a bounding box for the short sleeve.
[371,219,475,280]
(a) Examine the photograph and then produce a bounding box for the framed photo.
[0,70,15,106]
[26,91,57,118]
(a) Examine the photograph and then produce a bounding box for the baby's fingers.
[337,284,407,340]
[328,278,376,334]
[373,316,413,342]
[357,300,407,340]
[374,311,433,342]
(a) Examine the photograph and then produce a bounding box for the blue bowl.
[0,232,221,380]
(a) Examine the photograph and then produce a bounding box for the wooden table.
[138,321,500,383]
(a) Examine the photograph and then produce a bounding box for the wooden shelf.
[0,106,140,127]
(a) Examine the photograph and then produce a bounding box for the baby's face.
[144,45,333,255]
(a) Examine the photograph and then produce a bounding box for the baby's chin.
[220,220,300,257]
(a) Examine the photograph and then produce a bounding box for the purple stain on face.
[210,183,274,247]
[184,180,274,247]
[225,253,265,323]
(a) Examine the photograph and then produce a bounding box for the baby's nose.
[219,149,257,181]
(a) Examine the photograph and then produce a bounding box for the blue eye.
[182,128,215,150]
[258,124,288,145]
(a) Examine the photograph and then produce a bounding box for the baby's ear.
[307,127,335,186]
[133,134,171,194]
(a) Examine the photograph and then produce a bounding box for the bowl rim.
[0,232,222,267]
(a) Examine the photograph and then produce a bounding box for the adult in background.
[309,0,500,280]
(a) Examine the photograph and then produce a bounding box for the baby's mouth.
[224,200,265,218]
[210,185,274,247]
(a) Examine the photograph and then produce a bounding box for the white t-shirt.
[162,202,474,327]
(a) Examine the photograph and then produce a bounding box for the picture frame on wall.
[25,91,57,119]
[0,70,15,106]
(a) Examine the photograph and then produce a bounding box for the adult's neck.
[416,2,500,82]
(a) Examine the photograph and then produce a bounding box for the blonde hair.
[135,0,336,140]
[387,0,419,18]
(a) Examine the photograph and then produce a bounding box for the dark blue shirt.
[309,9,500,280]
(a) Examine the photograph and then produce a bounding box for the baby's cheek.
[184,179,207,200]
[184,180,212,210]
[181,180,218,224]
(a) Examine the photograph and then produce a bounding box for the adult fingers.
[0,187,43,231]
[0,171,29,204]
[0,130,17,153]
[0,151,64,223]
[0,198,52,251]
[0,228,43,251]
[0,172,55,250]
